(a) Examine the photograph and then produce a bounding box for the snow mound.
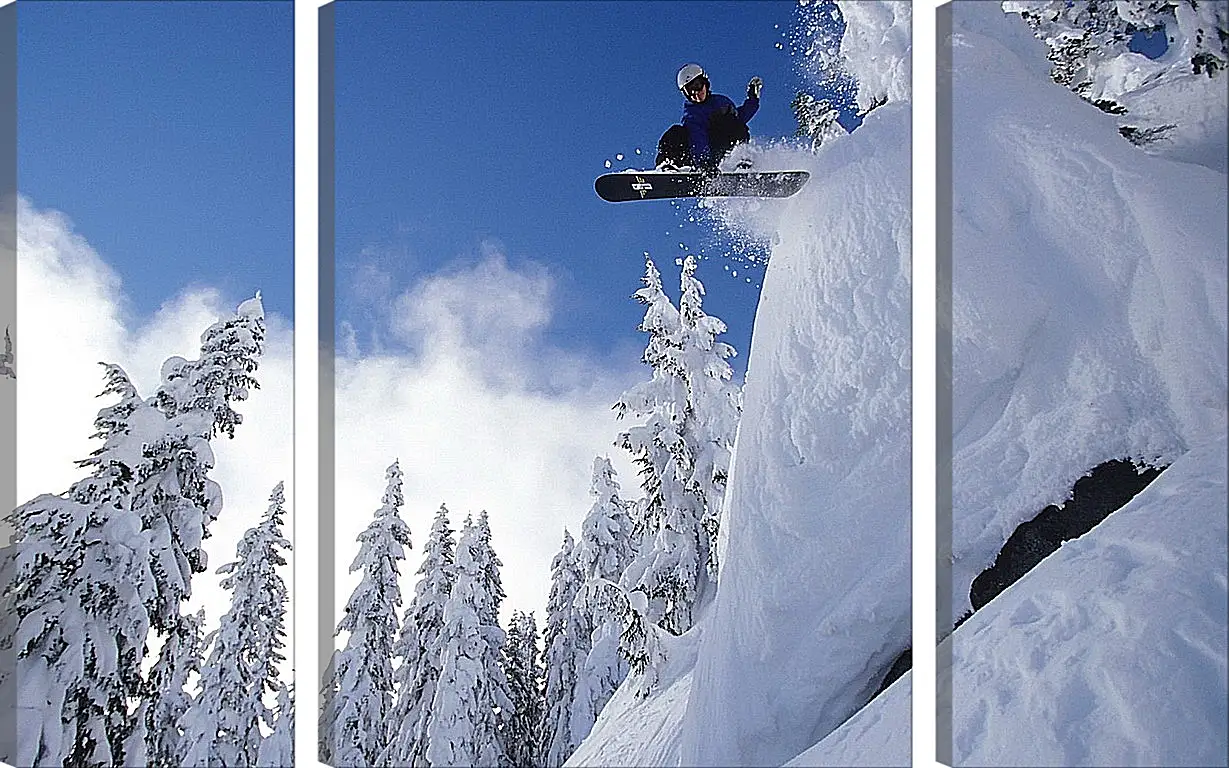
[836,1,911,111]
[948,1,1228,615]
[677,99,911,766]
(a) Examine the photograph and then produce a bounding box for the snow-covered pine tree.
[615,257,687,549]
[677,253,741,581]
[255,683,294,768]
[0,363,155,767]
[1,293,267,767]
[384,503,457,767]
[179,481,292,767]
[320,461,411,767]
[426,515,513,768]
[500,610,544,767]
[474,509,505,627]
[237,482,291,737]
[0,326,14,378]
[139,294,266,639]
[318,655,338,766]
[609,580,667,698]
[540,530,588,767]
[615,257,702,637]
[571,457,636,740]
[1006,0,1134,101]
[132,609,206,768]
[615,256,740,637]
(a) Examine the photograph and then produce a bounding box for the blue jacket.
[682,92,759,166]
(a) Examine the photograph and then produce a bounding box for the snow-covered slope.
[568,628,700,767]
[784,673,911,767]
[947,433,1227,766]
[800,4,1227,764]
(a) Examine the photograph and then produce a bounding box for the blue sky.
[18,1,294,321]
[334,0,835,380]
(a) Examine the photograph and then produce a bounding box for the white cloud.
[333,246,642,626]
[14,198,650,676]
[14,196,295,679]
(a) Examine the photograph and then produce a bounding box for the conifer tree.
[616,258,687,547]
[0,295,266,767]
[0,326,14,378]
[139,294,267,638]
[384,504,457,766]
[0,364,161,765]
[426,515,513,768]
[615,257,740,638]
[571,457,636,738]
[474,509,506,626]
[132,610,206,768]
[540,530,587,767]
[179,481,292,767]
[792,91,846,150]
[1005,0,1228,128]
[677,254,741,580]
[255,683,294,768]
[320,461,411,767]
[501,610,544,767]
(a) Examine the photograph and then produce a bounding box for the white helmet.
[676,63,706,92]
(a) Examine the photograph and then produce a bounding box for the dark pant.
[656,112,750,171]
[656,124,691,168]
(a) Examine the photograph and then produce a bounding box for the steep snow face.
[679,99,912,766]
[671,5,913,763]
[948,2,1229,616]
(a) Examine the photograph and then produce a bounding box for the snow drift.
[794,433,1227,765]
[946,0,1228,620]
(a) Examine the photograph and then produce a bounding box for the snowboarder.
[656,63,761,173]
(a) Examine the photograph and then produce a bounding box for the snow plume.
[12,195,294,668]
[334,248,639,627]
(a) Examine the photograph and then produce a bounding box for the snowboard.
[595,169,810,203]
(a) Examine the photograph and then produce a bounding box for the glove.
[747,76,763,99]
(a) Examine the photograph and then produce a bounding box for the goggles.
[683,77,707,96]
